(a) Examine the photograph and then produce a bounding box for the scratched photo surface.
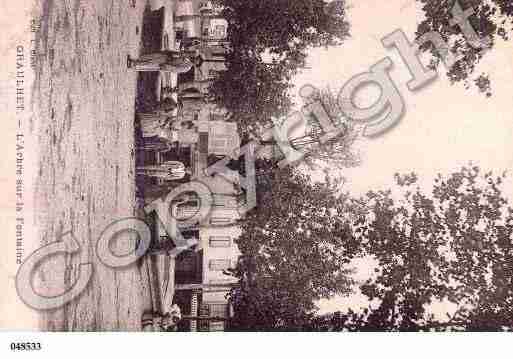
[2,0,513,332]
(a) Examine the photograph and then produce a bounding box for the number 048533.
[10,342,42,351]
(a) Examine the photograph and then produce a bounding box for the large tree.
[227,160,358,330]
[345,166,513,331]
[226,164,513,331]
[259,87,361,171]
[416,0,513,96]
[209,0,350,133]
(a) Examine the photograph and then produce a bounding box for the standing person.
[137,113,171,138]
[137,114,181,152]
[137,160,191,181]
[127,50,194,73]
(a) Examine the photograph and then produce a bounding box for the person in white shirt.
[137,114,181,152]
[138,114,172,138]
[137,160,190,181]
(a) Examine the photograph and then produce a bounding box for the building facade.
[145,1,242,332]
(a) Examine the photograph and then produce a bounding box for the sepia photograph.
[1,0,513,345]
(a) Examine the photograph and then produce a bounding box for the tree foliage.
[342,166,513,331]
[298,87,361,171]
[416,0,513,96]
[255,87,362,172]
[209,0,350,133]
[227,160,357,330]
[229,164,513,331]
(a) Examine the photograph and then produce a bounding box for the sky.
[289,0,513,314]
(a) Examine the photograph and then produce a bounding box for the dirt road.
[31,0,155,330]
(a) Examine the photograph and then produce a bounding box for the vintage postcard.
[1,0,513,338]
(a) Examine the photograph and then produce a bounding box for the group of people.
[130,43,228,182]
[137,160,191,181]
[127,49,204,74]
[136,104,200,181]
[131,50,194,328]
[130,49,199,181]
[132,47,220,329]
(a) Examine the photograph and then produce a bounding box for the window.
[208,303,227,331]
[214,25,226,38]
[209,259,230,271]
[210,217,231,225]
[211,138,229,148]
[209,303,228,318]
[209,236,231,247]
[163,34,169,50]
[209,321,225,332]
[175,200,199,220]
[213,196,238,208]
[209,113,224,122]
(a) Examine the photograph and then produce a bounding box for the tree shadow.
[136,4,164,113]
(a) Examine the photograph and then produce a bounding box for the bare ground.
[31,0,155,331]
